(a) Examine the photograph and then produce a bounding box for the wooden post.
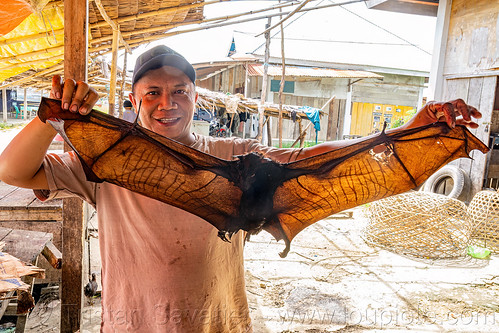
[242,62,249,139]
[118,49,127,119]
[278,3,285,148]
[298,119,304,147]
[23,88,28,120]
[266,116,272,146]
[2,89,7,123]
[108,29,119,116]
[62,0,88,331]
[257,17,271,143]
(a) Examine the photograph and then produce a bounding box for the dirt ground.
[19,208,499,332]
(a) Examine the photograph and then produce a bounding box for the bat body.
[38,97,489,257]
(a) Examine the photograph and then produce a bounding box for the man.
[122,99,136,122]
[0,45,481,332]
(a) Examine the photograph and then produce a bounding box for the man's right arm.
[0,118,56,189]
[0,75,99,190]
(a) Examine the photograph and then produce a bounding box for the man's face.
[129,66,198,145]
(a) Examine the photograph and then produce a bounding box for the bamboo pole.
[93,0,131,54]
[2,89,6,123]
[257,18,271,143]
[118,50,127,119]
[91,0,221,29]
[291,120,312,148]
[278,4,285,148]
[0,0,292,48]
[23,88,28,120]
[89,0,297,46]
[108,29,119,116]
[290,96,335,148]
[256,0,313,37]
[242,63,249,139]
[229,113,235,136]
[266,116,272,146]
[155,0,364,40]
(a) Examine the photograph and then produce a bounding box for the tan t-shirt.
[38,134,302,333]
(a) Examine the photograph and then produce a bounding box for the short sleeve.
[34,151,97,206]
[242,139,304,163]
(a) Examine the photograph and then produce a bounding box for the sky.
[117,1,438,73]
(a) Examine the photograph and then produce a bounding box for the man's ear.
[129,92,138,114]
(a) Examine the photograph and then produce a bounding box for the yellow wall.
[350,102,414,136]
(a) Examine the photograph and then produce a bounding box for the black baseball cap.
[132,45,196,87]
[123,100,133,108]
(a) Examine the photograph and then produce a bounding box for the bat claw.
[279,240,291,258]
[217,231,231,243]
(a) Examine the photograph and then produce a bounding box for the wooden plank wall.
[443,76,497,200]
[445,0,499,76]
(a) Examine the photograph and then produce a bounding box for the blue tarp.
[299,106,321,143]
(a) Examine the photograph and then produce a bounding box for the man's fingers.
[70,81,90,113]
[50,75,63,99]
[62,79,76,110]
[79,88,99,115]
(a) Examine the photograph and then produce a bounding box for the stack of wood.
[0,242,44,314]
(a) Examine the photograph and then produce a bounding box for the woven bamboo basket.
[468,189,499,252]
[363,192,471,259]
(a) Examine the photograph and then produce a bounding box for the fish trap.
[468,189,499,252]
[363,192,471,259]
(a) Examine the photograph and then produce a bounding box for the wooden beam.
[42,241,63,269]
[2,89,6,123]
[62,0,88,331]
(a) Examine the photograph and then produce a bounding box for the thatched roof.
[0,0,205,92]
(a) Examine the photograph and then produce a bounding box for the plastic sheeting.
[0,1,63,83]
[0,0,33,36]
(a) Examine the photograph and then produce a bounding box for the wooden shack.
[428,0,499,199]
[368,0,499,200]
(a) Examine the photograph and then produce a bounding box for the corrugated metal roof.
[247,64,383,79]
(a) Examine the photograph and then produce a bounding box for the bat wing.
[265,123,489,256]
[38,98,242,232]
[38,98,489,257]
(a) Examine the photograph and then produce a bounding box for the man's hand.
[50,75,99,115]
[402,99,482,130]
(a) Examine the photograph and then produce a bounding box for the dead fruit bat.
[38,97,489,257]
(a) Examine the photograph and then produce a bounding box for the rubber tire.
[422,165,470,201]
